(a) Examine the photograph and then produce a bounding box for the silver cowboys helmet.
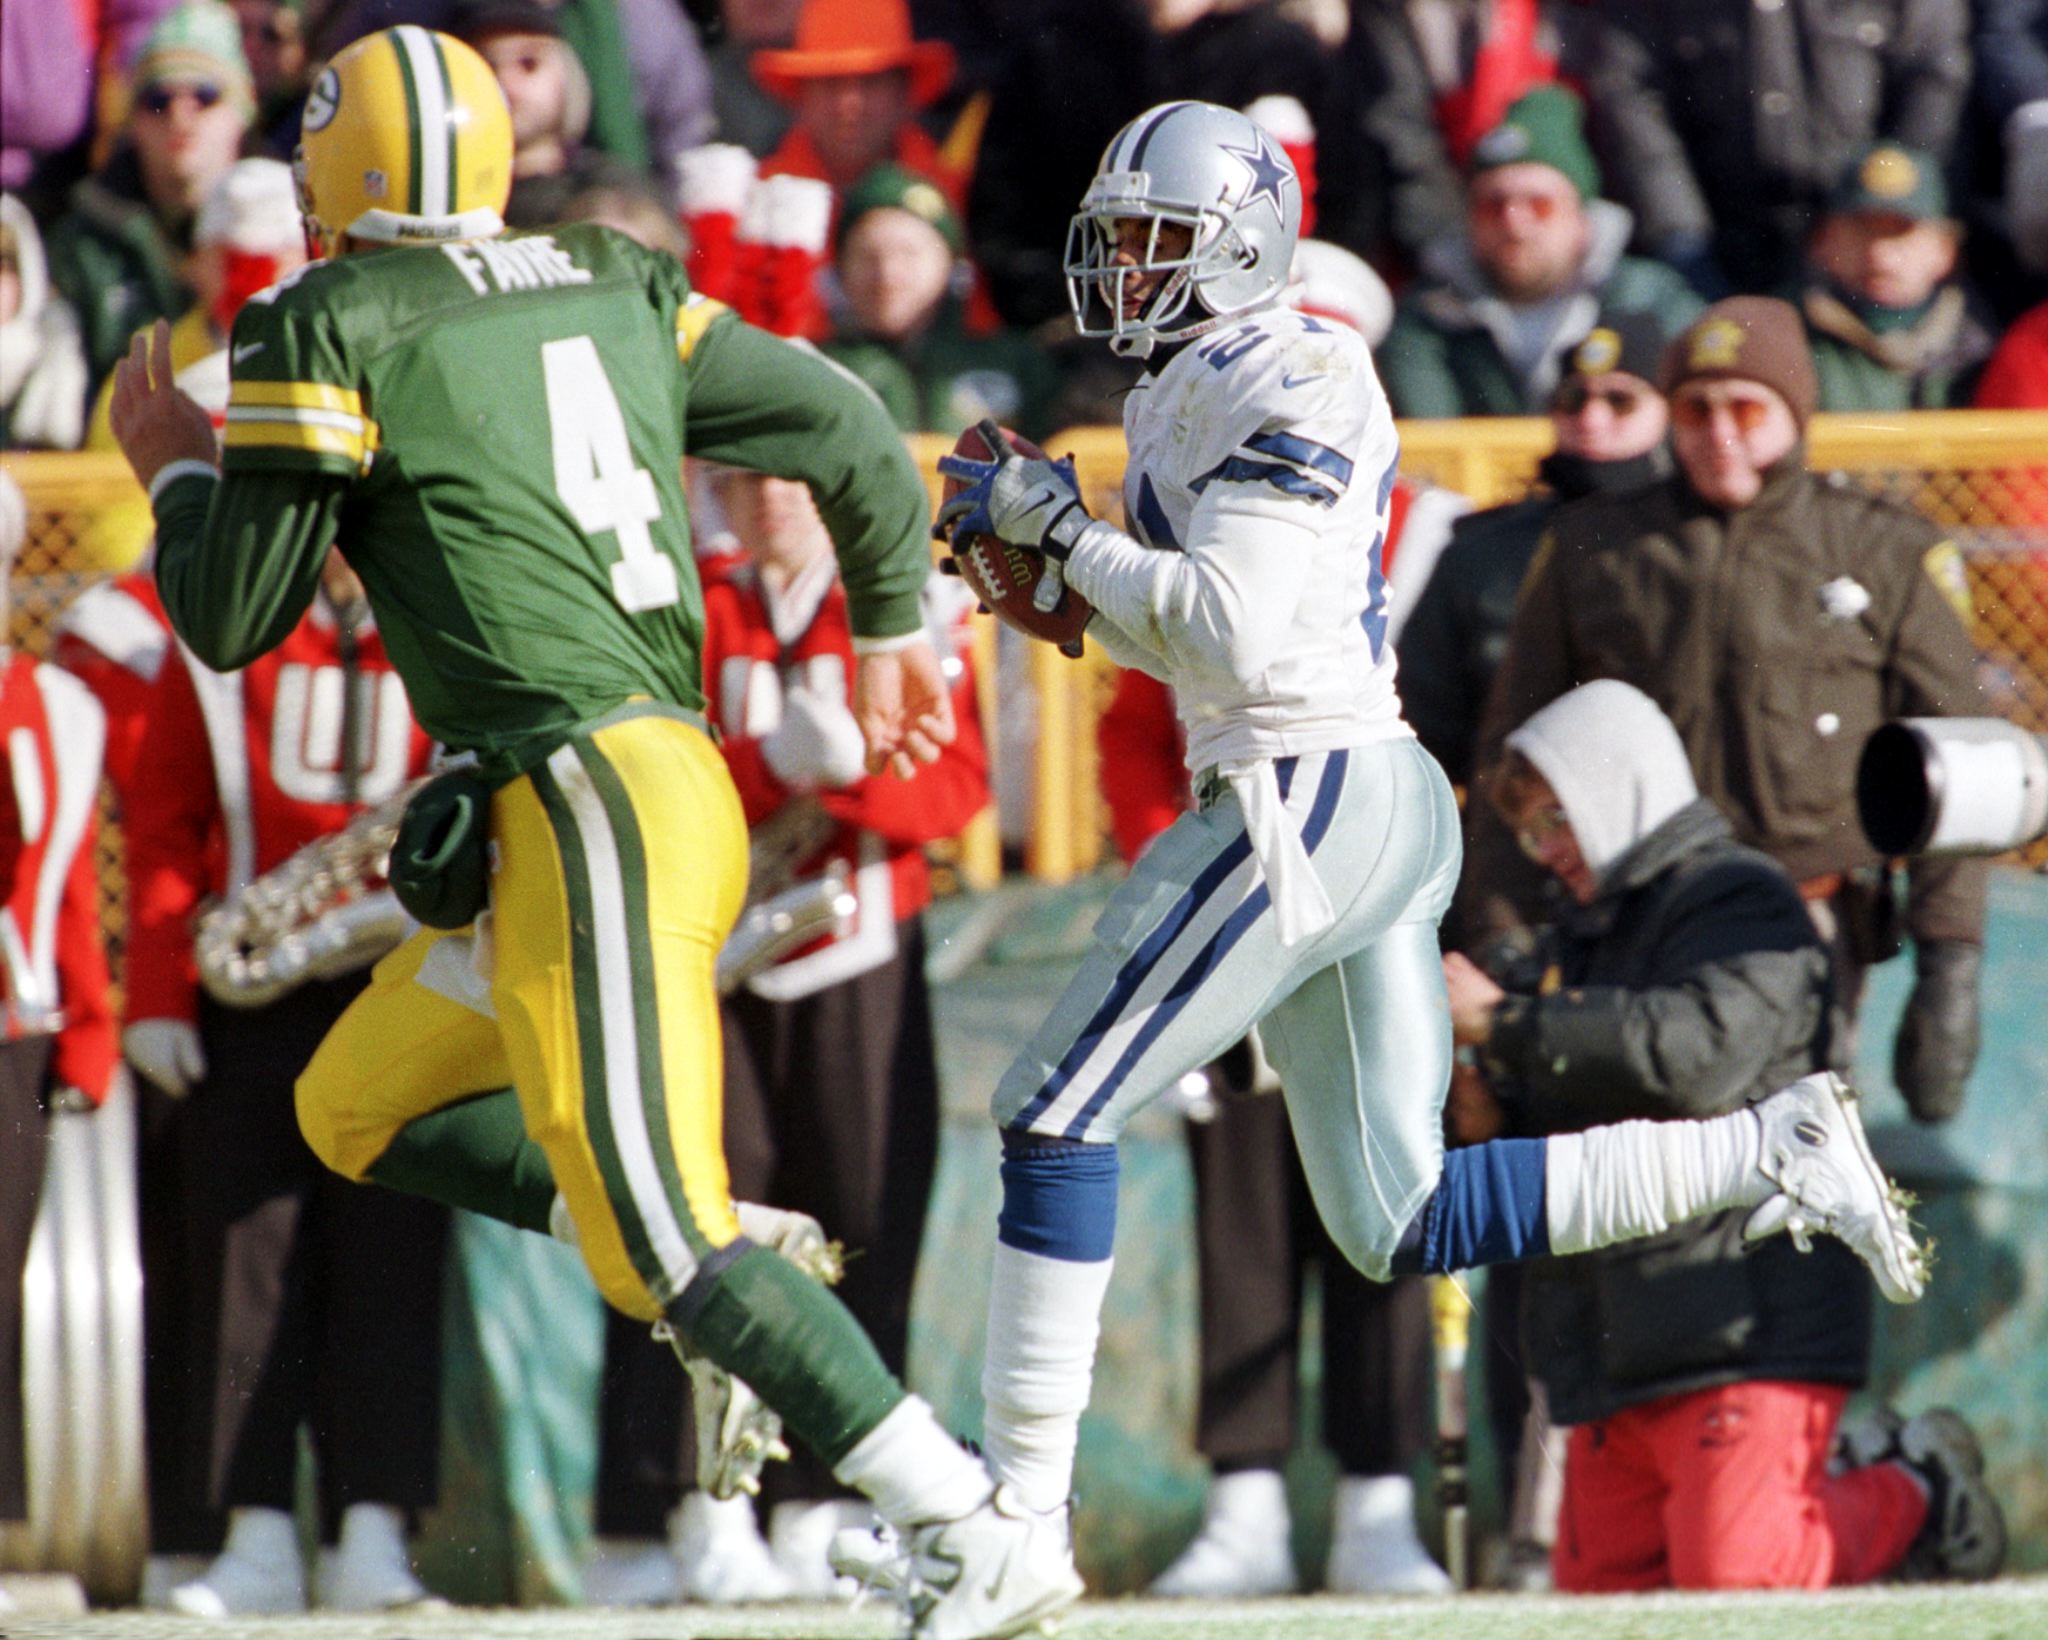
[1065,100,1302,357]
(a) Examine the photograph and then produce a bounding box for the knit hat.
[131,2,255,120]
[1659,296,1820,428]
[1470,85,1600,201]
[1828,141,1951,223]
[836,164,962,256]
[453,0,566,44]
[1561,309,1672,391]
[195,158,301,250]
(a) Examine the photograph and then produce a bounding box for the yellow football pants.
[298,709,749,1320]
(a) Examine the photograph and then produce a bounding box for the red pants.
[1554,1381,1927,1591]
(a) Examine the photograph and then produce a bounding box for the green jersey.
[153,224,930,776]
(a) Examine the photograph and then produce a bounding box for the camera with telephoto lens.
[1857,719,2048,858]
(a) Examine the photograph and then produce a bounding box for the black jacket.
[1484,799,1870,1426]
[1584,0,1971,292]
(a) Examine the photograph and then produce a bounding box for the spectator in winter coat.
[1345,0,1593,273]
[1795,143,1997,410]
[0,196,90,450]
[1377,86,1700,417]
[822,166,1059,440]
[1582,0,1971,297]
[1445,680,2004,1592]
[456,0,643,229]
[44,1,254,392]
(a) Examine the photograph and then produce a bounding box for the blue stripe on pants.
[1064,751,1350,1137]
[1008,759,1300,1130]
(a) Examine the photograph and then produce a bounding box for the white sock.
[833,1395,991,1530]
[979,1241,1115,1516]
[1545,1107,1767,1255]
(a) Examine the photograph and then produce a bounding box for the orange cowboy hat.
[752,0,957,108]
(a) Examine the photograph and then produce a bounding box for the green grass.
[9,1583,2048,1640]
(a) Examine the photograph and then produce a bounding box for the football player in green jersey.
[112,27,1080,1637]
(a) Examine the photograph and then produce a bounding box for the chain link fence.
[10,411,2048,909]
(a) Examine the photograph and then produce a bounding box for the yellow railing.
[13,412,2048,891]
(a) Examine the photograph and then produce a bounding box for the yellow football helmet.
[295,26,512,258]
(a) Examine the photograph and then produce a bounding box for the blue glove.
[936,420,1093,560]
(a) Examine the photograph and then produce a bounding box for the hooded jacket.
[1481,682,1866,1423]
[0,195,89,450]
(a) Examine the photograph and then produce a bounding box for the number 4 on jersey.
[541,335,679,613]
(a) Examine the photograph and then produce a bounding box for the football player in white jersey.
[849,101,1927,1633]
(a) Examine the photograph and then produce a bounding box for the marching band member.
[122,548,443,1616]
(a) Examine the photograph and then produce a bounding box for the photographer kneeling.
[1443,681,2004,1590]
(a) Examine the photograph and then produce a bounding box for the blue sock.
[1390,1138,1550,1275]
[997,1133,1119,1262]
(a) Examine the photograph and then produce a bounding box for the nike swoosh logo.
[1280,371,1325,389]
[232,342,265,364]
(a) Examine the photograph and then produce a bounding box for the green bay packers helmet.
[295,26,512,257]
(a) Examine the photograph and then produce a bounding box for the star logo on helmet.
[1222,133,1295,218]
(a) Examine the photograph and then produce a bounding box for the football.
[941,424,1093,658]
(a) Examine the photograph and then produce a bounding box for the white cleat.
[1744,1071,1930,1303]
[671,1491,797,1603]
[831,1487,1082,1640]
[318,1502,440,1611]
[1150,1470,1298,1597]
[1324,1476,1452,1596]
[169,1508,307,1617]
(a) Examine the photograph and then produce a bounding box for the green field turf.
[7,1582,2047,1640]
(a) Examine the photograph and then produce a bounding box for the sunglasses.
[1472,191,1564,223]
[1672,393,1774,433]
[1514,805,1573,864]
[1554,380,1647,416]
[137,81,226,116]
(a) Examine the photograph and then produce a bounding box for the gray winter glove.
[1893,939,1983,1124]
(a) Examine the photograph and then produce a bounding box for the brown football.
[942,423,1093,658]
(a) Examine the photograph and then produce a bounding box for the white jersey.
[1063,304,1411,778]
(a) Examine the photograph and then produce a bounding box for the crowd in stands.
[7,0,2048,461]
[1,0,2042,1620]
